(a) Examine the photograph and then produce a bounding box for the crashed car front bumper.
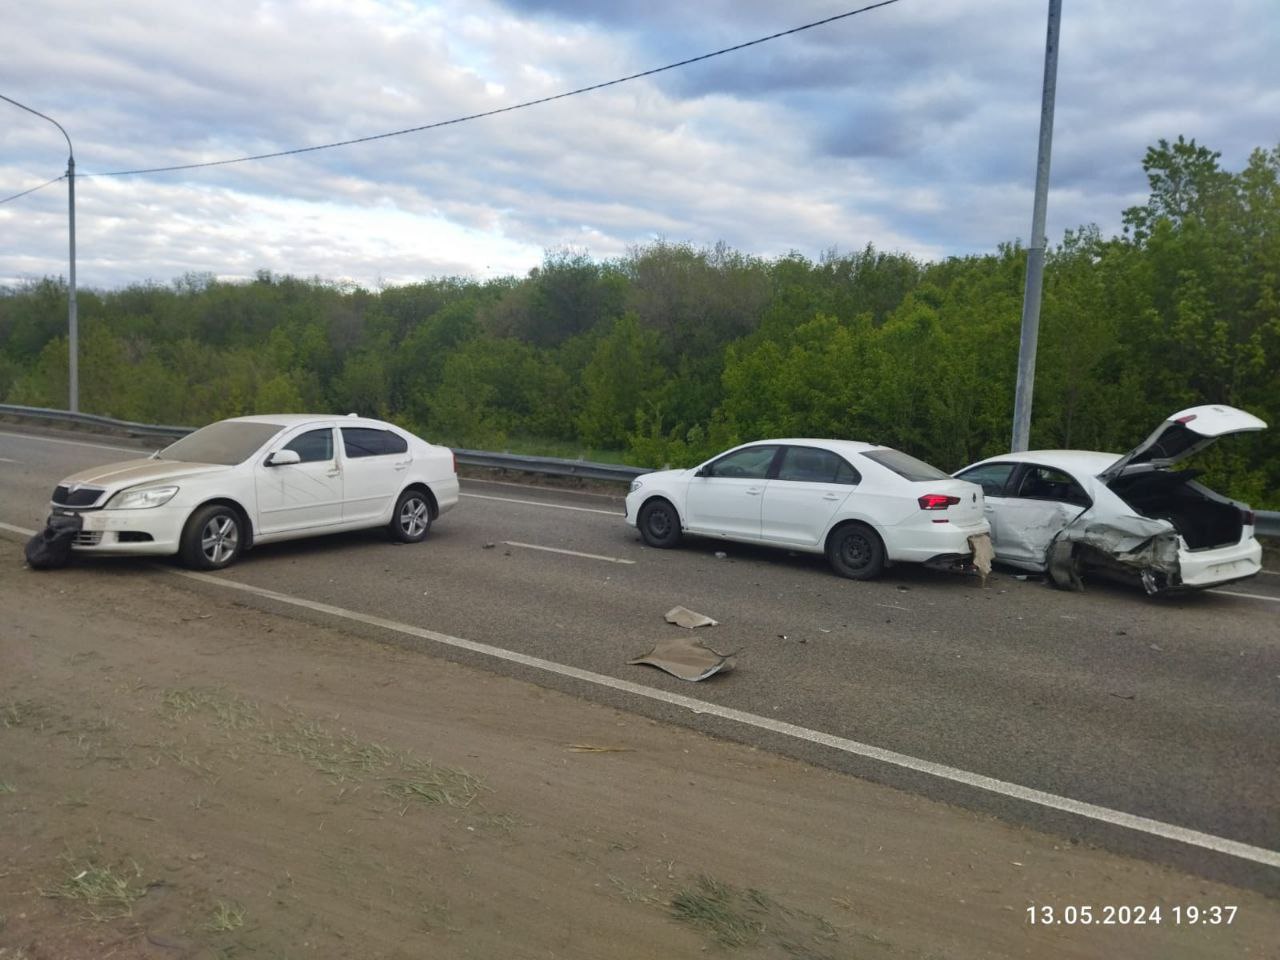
[49,505,186,556]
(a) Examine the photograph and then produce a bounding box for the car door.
[760,446,859,545]
[683,445,779,540]
[993,463,1092,567]
[254,426,343,535]
[954,461,1018,550]
[340,426,411,523]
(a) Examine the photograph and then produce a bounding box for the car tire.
[638,498,682,549]
[826,522,884,580]
[180,504,244,570]
[390,488,432,543]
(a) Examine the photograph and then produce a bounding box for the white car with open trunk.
[624,438,990,580]
[43,414,458,569]
[954,404,1267,593]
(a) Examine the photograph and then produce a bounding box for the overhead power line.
[1,174,66,205]
[101,1,900,179]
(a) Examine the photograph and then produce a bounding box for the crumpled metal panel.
[1046,515,1181,593]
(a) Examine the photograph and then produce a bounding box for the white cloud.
[2,0,1276,289]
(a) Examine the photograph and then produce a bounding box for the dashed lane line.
[502,540,635,564]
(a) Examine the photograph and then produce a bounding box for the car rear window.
[160,421,284,465]
[861,448,949,482]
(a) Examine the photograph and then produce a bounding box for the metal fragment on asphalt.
[664,605,718,629]
[628,637,736,682]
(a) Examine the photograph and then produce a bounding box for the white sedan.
[955,404,1266,593]
[624,439,990,580]
[45,414,459,569]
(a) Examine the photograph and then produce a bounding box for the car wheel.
[390,489,432,543]
[180,505,243,570]
[826,523,884,580]
[638,498,682,548]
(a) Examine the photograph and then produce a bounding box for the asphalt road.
[2,426,1278,894]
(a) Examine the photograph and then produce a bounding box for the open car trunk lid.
[1098,404,1267,484]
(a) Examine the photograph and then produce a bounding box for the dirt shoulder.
[0,555,1276,960]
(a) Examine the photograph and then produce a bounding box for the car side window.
[704,446,777,479]
[776,447,860,485]
[956,462,1015,497]
[1013,465,1091,507]
[283,428,334,464]
[342,427,407,458]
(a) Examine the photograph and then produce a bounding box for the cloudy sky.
[2,0,1276,290]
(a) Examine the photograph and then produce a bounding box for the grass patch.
[0,699,52,730]
[0,781,15,794]
[43,858,143,921]
[161,687,261,730]
[206,900,246,933]
[669,875,840,958]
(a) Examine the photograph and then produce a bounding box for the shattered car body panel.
[955,404,1267,595]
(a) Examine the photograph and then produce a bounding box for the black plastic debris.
[24,514,82,570]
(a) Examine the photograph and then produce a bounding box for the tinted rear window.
[861,448,949,482]
[342,427,409,458]
[160,421,283,465]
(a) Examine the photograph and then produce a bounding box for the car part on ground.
[628,637,737,681]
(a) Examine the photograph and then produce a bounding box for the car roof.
[224,414,386,428]
[740,438,882,455]
[968,449,1120,475]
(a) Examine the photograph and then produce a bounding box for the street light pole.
[1010,0,1061,452]
[1,94,78,411]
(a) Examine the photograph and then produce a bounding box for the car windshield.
[159,421,284,465]
[861,447,949,481]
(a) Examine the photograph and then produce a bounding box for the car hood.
[58,458,231,494]
[634,467,694,486]
[1098,404,1267,483]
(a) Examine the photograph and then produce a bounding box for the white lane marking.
[1208,589,1280,603]
[157,566,1277,869]
[0,457,20,463]
[503,540,635,564]
[0,430,143,454]
[461,492,620,517]
[0,521,36,537]
[1259,569,1279,578]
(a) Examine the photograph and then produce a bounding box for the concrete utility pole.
[1,95,78,411]
[1010,0,1061,452]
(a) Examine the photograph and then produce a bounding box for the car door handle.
[822,494,842,501]
[326,468,341,478]
[745,487,762,495]
[394,460,411,471]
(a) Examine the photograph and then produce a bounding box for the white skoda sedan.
[624,439,989,580]
[45,414,459,569]
[954,404,1266,593]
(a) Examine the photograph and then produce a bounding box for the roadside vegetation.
[2,137,1276,505]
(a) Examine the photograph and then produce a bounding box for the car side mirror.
[694,466,708,478]
[267,449,301,467]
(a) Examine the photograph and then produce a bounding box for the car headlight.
[629,479,643,494]
[107,485,179,509]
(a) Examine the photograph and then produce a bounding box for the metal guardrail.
[2,403,1277,530]
[0,403,649,485]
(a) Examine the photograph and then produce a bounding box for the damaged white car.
[955,405,1267,593]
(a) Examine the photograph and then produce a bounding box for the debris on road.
[714,551,728,559]
[482,542,496,549]
[665,605,719,629]
[628,637,736,682]
[969,533,994,584]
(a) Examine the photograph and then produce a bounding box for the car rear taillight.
[1241,508,1255,527]
[918,494,961,511]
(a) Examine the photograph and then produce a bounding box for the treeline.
[2,137,1277,506]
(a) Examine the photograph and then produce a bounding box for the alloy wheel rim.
[202,516,238,564]
[400,498,428,537]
